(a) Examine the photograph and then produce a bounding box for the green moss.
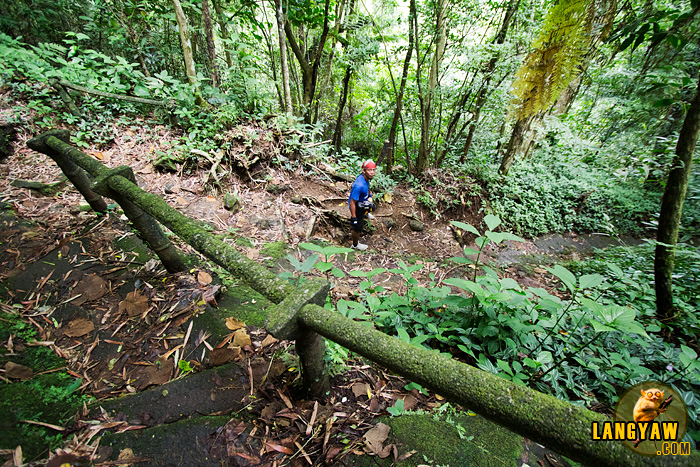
[216,284,273,327]
[0,370,85,461]
[100,415,233,465]
[236,237,254,248]
[388,413,521,466]
[260,241,288,260]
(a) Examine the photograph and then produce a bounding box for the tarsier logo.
[591,381,690,456]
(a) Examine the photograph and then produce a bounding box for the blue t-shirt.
[348,174,370,211]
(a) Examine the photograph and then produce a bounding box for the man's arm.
[350,198,357,218]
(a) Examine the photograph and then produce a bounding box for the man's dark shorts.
[350,208,367,232]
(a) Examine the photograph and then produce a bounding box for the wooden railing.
[27,129,697,467]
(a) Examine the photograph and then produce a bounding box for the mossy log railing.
[27,130,698,467]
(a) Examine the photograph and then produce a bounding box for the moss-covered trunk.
[654,73,700,321]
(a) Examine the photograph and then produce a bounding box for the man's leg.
[350,210,367,250]
[352,230,360,246]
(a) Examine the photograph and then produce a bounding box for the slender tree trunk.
[416,0,447,174]
[386,0,416,174]
[171,0,209,108]
[654,73,700,321]
[275,0,293,116]
[315,0,347,124]
[201,0,220,87]
[212,0,233,69]
[332,67,352,154]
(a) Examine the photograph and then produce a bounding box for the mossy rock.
[0,341,83,461]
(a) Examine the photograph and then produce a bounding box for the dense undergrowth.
[295,220,700,447]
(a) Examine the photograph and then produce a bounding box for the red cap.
[362,160,376,170]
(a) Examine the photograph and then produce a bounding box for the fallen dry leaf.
[197,271,212,285]
[119,291,149,317]
[260,334,278,348]
[202,285,220,305]
[351,382,371,398]
[133,356,173,389]
[397,450,417,462]
[225,317,245,331]
[209,347,240,366]
[175,196,188,205]
[70,274,107,306]
[63,317,95,337]
[364,422,392,458]
[246,248,259,260]
[5,361,33,380]
[232,328,251,347]
[264,442,293,455]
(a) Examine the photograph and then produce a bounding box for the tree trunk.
[284,0,331,124]
[386,0,416,174]
[416,0,447,174]
[458,0,519,163]
[201,0,220,87]
[498,114,534,175]
[332,66,353,154]
[275,0,293,116]
[212,0,233,69]
[654,73,700,321]
[171,0,209,108]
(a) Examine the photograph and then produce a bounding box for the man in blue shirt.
[348,159,376,250]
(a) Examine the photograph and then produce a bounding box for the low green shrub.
[489,157,661,237]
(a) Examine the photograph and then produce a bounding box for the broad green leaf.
[450,221,480,236]
[496,359,513,375]
[500,232,525,243]
[331,268,346,278]
[441,295,471,308]
[397,327,410,343]
[487,292,512,302]
[523,358,538,368]
[580,297,605,314]
[462,247,480,256]
[134,85,150,97]
[486,231,505,244]
[546,265,576,292]
[484,214,501,232]
[286,254,302,270]
[609,264,625,280]
[314,262,333,272]
[590,319,616,333]
[578,274,605,290]
[367,295,381,312]
[681,345,698,360]
[444,278,484,298]
[300,242,324,253]
[301,254,319,272]
[349,270,367,277]
[499,278,521,291]
[537,351,553,364]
